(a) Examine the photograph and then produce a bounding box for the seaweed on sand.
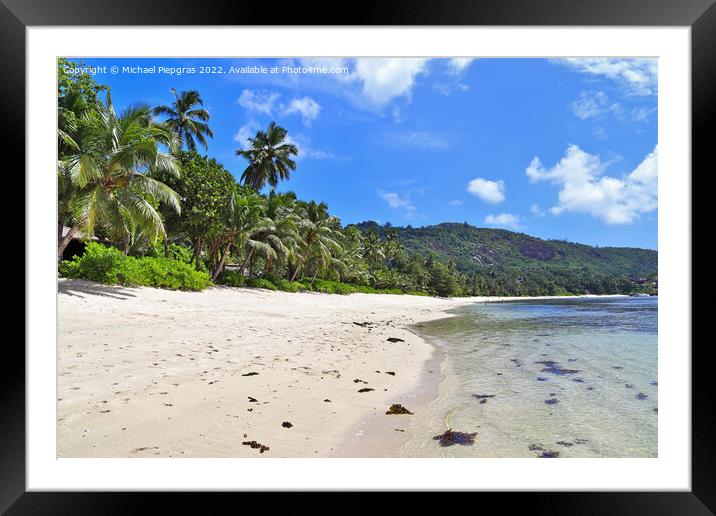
[432,429,477,447]
[242,440,269,453]
[386,337,405,343]
[358,388,374,393]
[386,404,413,415]
[282,421,293,428]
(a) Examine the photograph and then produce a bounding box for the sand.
[57,279,476,457]
[57,280,619,458]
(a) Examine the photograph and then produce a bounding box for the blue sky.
[69,57,658,249]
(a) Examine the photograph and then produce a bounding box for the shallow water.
[405,297,657,458]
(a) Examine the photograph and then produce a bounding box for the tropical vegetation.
[57,60,657,296]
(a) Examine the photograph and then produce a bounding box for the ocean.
[403,296,658,458]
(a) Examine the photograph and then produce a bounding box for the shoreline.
[57,279,629,458]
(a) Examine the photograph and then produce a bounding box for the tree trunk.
[57,225,78,262]
[211,244,231,281]
[194,237,201,271]
[289,262,302,282]
[163,235,169,258]
[239,248,254,276]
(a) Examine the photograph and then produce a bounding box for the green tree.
[151,151,235,270]
[154,89,214,152]
[58,93,181,260]
[236,121,298,190]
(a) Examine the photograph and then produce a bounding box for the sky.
[67,57,658,249]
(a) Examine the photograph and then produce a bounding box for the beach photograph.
[57,56,658,459]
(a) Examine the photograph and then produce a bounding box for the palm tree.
[362,231,386,268]
[154,89,214,152]
[289,201,344,282]
[236,121,298,191]
[58,93,181,260]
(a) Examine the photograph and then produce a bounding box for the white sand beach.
[57,280,621,457]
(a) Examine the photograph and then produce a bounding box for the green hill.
[353,221,657,296]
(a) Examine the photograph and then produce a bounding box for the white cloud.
[377,189,416,214]
[284,133,336,160]
[570,90,623,120]
[388,130,449,150]
[448,199,464,206]
[284,96,321,125]
[526,144,658,224]
[484,213,522,229]
[237,89,281,114]
[553,58,657,96]
[233,121,261,150]
[467,178,506,204]
[530,204,546,217]
[353,58,429,105]
[448,58,475,74]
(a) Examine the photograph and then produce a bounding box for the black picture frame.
[5,0,710,512]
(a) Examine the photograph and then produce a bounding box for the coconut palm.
[289,201,344,282]
[154,89,214,152]
[58,93,181,260]
[236,121,298,191]
[362,230,386,268]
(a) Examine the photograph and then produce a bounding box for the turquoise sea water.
[410,296,657,458]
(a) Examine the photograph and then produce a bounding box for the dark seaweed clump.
[635,392,648,400]
[358,388,374,393]
[386,337,405,343]
[282,421,293,428]
[535,360,580,375]
[433,429,477,447]
[242,441,269,453]
[242,372,259,376]
[386,404,413,415]
[539,450,560,458]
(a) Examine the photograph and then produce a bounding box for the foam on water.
[406,297,657,458]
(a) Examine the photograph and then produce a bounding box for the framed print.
[6,0,713,512]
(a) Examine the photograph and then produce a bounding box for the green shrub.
[217,270,245,287]
[246,278,278,290]
[58,242,212,291]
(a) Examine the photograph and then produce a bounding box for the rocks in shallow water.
[539,450,560,458]
[535,360,580,375]
[386,337,405,343]
[650,380,658,386]
[282,421,293,428]
[528,443,545,452]
[386,404,413,415]
[556,440,574,447]
[510,358,522,367]
[433,429,477,447]
[573,438,589,445]
[472,394,495,403]
[635,392,648,400]
[573,378,585,383]
[625,384,634,388]
[357,388,374,393]
[653,407,658,413]
[535,376,549,382]
[612,366,624,370]
[544,398,559,405]
[242,440,269,453]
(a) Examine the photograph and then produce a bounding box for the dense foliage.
[60,242,212,291]
[57,61,657,297]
